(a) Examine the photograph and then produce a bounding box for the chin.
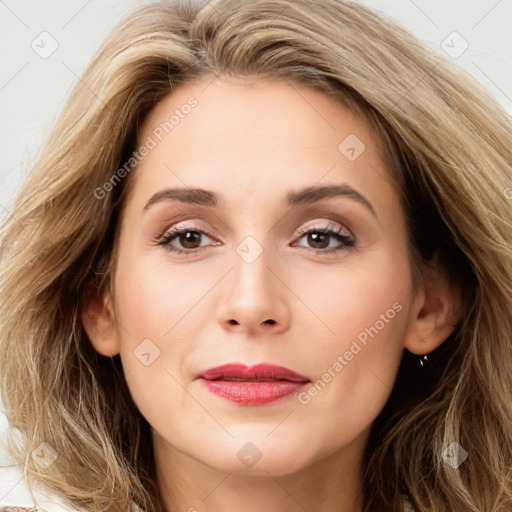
[190,431,313,476]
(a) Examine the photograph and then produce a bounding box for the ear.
[404,250,463,355]
[81,284,121,357]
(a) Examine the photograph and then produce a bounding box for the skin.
[82,76,462,512]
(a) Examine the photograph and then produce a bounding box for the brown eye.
[176,231,202,249]
[306,232,331,249]
[156,225,215,255]
[154,221,355,257]
[294,224,355,255]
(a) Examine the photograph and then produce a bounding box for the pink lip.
[198,363,310,406]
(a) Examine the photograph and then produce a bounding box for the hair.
[1,0,511,511]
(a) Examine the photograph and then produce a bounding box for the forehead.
[139,76,378,156]
[124,76,398,220]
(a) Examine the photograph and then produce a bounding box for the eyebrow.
[142,184,377,218]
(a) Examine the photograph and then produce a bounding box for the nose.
[216,242,291,335]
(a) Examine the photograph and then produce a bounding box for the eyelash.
[154,221,355,256]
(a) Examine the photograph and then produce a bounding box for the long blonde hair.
[1,1,511,511]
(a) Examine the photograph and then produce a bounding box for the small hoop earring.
[419,338,429,367]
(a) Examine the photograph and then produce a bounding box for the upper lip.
[198,363,310,382]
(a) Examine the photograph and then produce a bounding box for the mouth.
[198,363,310,405]
[207,377,297,381]
[198,362,310,382]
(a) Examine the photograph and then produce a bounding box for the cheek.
[294,251,410,355]
[114,250,208,340]
[112,255,200,419]
[292,253,410,437]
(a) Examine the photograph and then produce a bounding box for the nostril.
[264,319,276,325]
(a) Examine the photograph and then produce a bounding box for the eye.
[154,220,355,256]
[154,223,217,256]
[292,222,355,255]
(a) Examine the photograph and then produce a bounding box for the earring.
[419,338,429,367]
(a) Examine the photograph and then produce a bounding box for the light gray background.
[1,0,511,508]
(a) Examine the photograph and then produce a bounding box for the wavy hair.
[1,0,511,511]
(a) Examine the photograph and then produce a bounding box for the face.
[93,76,423,477]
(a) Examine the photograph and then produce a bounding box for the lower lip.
[201,379,309,405]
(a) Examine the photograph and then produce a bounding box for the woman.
[1,0,511,511]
